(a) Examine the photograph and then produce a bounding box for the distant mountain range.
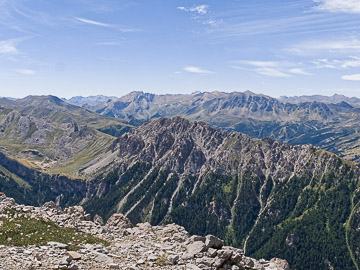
[1,93,360,269]
[61,92,360,108]
[279,94,360,107]
[62,95,117,107]
[69,91,360,162]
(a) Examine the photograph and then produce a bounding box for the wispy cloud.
[312,58,338,69]
[341,57,360,68]
[203,19,220,27]
[313,0,360,14]
[234,61,288,77]
[257,68,290,77]
[190,5,209,15]
[16,69,35,75]
[0,39,19,55]
[183,66,214,74]
[289,68,312,75]
[177,4,220,29]
[177,5,209,15]
[74,17,138,32]
[342,73,360,80]
[240,61,279,68]
[234,60,312,77]
[288,38,360,55]
[312,56,360,69]
[75,17,111,27]
[96,37,125,46]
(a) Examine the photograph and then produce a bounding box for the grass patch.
[52,131,115,178]
[0,209,108,249]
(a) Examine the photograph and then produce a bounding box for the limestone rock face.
[95,116,322,178]
[0,194,289,270]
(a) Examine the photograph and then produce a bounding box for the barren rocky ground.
[0,194,289,270]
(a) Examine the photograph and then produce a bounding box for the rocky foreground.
[0,194,289,270]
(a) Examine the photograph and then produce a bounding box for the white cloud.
[177,5,209,15]
[341,57,360,68]
[312,57,360,69]
[190,5,209,15]
[16,69,35,75]
[75,17,111,27]
[0,39,19,55]
[289,68,312,75]
[234,60,311,77]
[74,17,137,32]
[314,0,360,14]
[257,68,290,77]
[240,61,279,68]
[237,61,289,77]
[311,58,338,69]
[229,65,247,70]
[203,19,220,27]
[342,73,360,80]
[289,39,360,55]
[183,66,214,74]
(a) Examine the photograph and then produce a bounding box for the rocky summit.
[0,194,289,270]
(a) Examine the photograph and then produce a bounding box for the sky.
[1,0,360,98]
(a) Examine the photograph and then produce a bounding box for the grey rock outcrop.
[0,194,289,270]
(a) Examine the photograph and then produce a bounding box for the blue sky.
[1,0,360,98]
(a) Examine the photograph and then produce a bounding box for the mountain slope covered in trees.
[81,117,360,270]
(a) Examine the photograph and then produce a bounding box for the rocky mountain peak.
[106,117,229,174]
[93,116,327,179]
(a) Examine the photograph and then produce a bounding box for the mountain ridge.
[80,90,360,162]
[80,116,360,269]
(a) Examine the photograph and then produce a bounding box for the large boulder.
[106,213,133,229]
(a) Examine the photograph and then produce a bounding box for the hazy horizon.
[0,0,360,98]
[2,89,360,101]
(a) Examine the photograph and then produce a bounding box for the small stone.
[186,263,202,270]
[147,254,158,261]
[190,235,206,242]
[168,254,179,265]
[93,214,104,225]
[47,241,68,249]
[187,241,207,255]
[108,263,120,269]
[59,256,71,265]
[35,253,42,261]
[93,252,113,263]
[66,251,81,260]
[24,250,32,255]
[136,259,145,265]
[207,248,218,258]
[243,257,255,268]
[68,264,79,270]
